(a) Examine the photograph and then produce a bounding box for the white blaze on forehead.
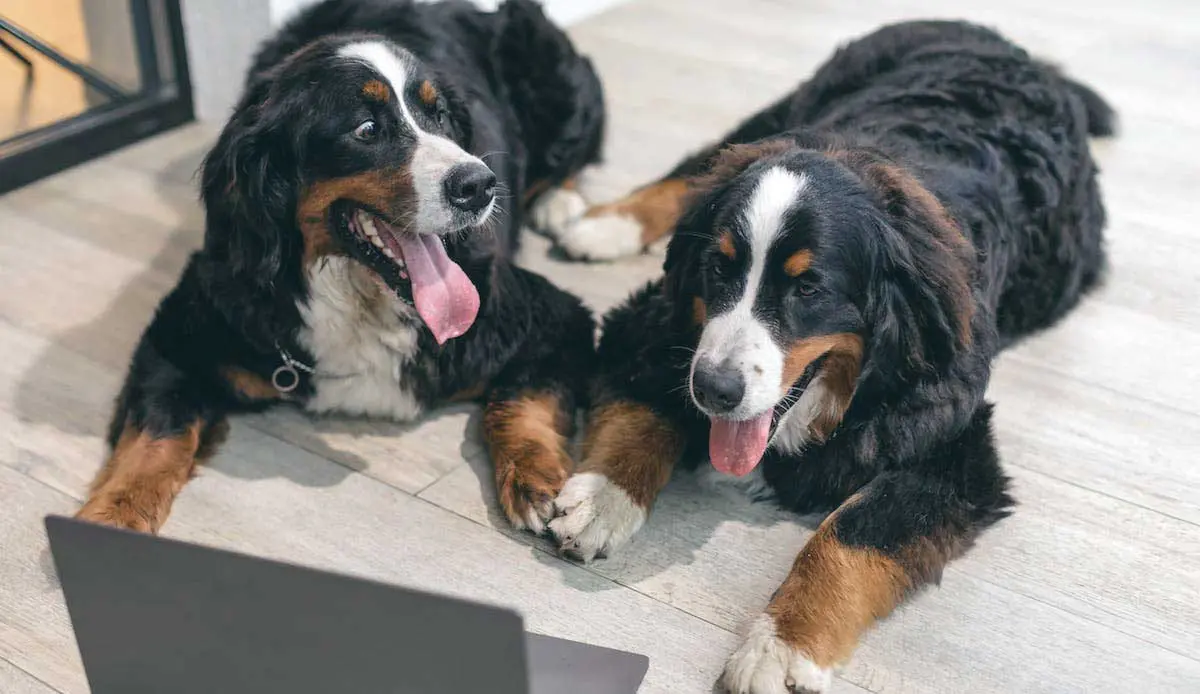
[337,40,414,127]
[336,40,488,233]
[692,166,808,420]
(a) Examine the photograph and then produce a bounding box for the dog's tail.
[1065,77,1118,138]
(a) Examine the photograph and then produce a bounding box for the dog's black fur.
[574,21,1112,682]
[79,0,605,533]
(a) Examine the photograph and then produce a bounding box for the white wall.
[182,0,622,121]
[180,0,273,121]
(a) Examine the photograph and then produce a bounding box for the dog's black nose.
[444,164,497,213]
[692,360,745,414]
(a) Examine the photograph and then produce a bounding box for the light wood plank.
[0,467,88,694]
[988,361,1200,525]
[0,659,57,694]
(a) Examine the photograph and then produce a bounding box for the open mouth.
[334,204,481,345]
[705,357,824,477]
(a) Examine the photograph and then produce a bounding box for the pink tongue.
[394,232,480,345]
[709,412,773,477]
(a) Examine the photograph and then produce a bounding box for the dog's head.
[201,35,495,344]
[664,137,975,476]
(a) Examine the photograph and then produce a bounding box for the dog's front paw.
[548,472,645,562]
[722,615,832,694]
[550,213,644,262]
[495,453,569,535]
[530,187,588,234]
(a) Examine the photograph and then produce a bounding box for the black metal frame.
[0,0,193,194]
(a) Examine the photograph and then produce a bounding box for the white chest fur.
[296,258,425,421]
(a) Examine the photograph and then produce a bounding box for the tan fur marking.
[767,517,910,667]
[781,333,863,391]
[717,229,737,260]
[449,382,487,403]
[296,169,414,264]
[521,177,575,205]
[76,422,205,533]
[692,296,708,327]
[418,80,437,106]
[579,402,684,508]
[784,249,814,277]
[810,351,860,441]
[484,392,573,528]
[584,178,691,246]
[222,366,280,402]
[362,79,389,102]
[782,333,863,441]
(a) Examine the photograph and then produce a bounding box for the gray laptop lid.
[45,516,648,694]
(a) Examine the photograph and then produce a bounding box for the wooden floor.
[2,0,1198,692]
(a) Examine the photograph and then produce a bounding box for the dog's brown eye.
[353,120,377,142]
[795,280,819,298]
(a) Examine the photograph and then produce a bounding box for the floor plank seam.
[946,564,1200,663]
[1004,350,1200,420]
[1003,459,1198,529]
[0,654,63,694]
[409,464,462,497]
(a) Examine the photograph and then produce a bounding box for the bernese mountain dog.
[75,0,606,534]
[539,21,1114,692]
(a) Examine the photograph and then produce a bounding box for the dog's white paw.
[552,213,644,261]
[548,472,645,562]
[530,187,588,234]
[722,615,832,694]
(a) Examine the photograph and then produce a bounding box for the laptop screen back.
[46,516,529,694]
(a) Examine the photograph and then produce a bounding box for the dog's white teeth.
[383,248,396,258]
[361,216,380,238]
[370,235,384,249]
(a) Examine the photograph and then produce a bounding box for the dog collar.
[272,343,315,393]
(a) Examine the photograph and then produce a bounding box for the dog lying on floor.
[76,0,606,534]
[539,21,1113,692]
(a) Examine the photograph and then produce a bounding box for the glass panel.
[0,0,181,142]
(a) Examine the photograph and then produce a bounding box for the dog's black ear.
[835,150,976,381]
[661,194,708,317]
[200,83,302,289]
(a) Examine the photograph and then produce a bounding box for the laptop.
[45,515,649,694]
